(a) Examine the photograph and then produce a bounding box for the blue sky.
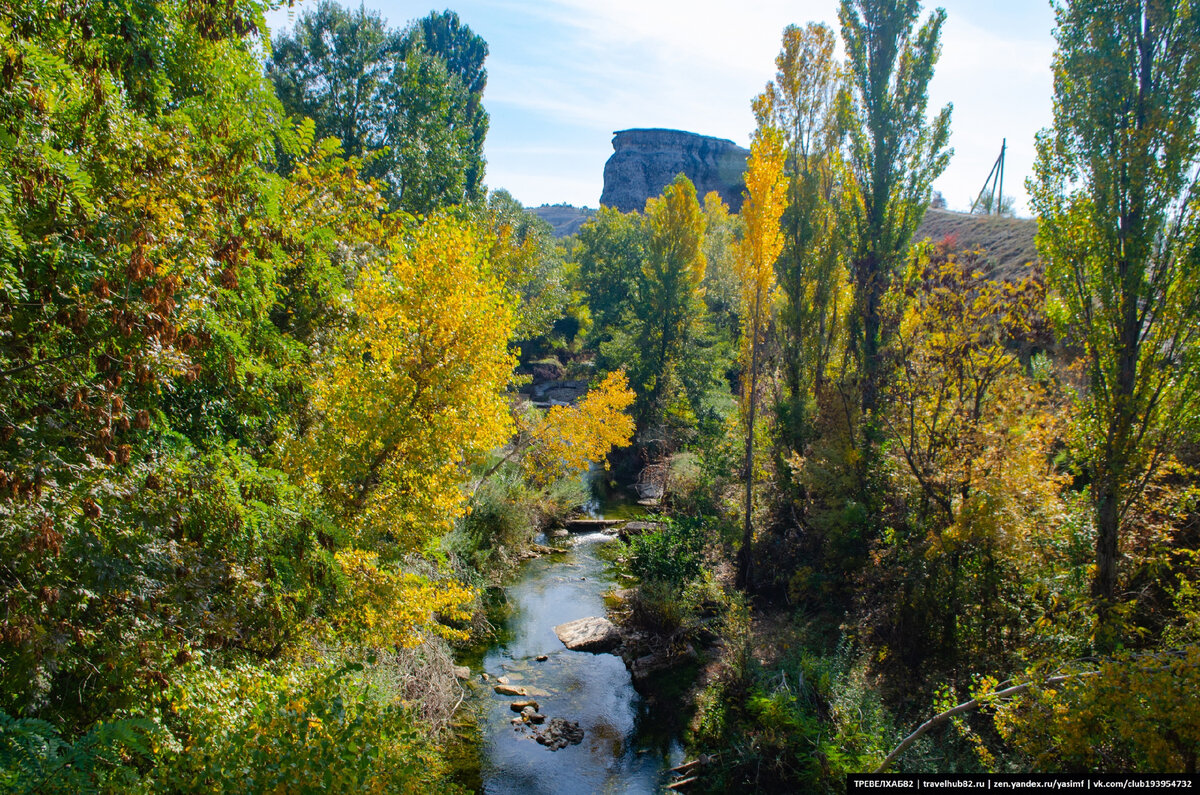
[266,1,1056,217]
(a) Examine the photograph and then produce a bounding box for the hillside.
[528,203,596,237]
[912,208,1040,278]
[530,203,1040,278]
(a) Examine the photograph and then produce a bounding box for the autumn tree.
[734,129,787,589]
[513,371,637,486]
[838,0,952,428]
[288,214,516,553]
[876,249,1068,668]
[755,22,849,448]
[623,174,710,446]
[1030,0,1200,643]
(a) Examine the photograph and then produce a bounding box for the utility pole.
[970,139,1006,215]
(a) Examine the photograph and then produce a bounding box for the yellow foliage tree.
[333,548,474,648]
[287,214,515,553]
[993,647,1200,773]
[734,127,787,589]
[522,370,636,486]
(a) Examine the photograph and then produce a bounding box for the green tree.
[755,22,848,449]
[268,1,485,214]
[1030,0,1200,643]
[484,189,569,339]
[405,10,489,201]
[700,191,744,339]
[574,205,647,341]
[838,0,952,426]
[631,175,709,439]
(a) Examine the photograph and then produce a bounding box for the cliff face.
[600,129,749,213]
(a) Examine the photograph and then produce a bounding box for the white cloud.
[268,0,1058,215]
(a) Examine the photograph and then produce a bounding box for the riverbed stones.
[453,666,471,680]
[554,616,622,653]
[493,683,551,698]
[510,699,539,712]
[520,706,546,724]
[534,717,585,750]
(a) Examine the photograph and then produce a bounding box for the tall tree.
[267,1,485,213]
[627,175,709,443]
[838,0,952,426]
[1031,0,1200,643]
[405,10,489,201]
[734,129,787,589]
[755,23,847,448]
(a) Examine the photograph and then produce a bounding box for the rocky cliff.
[600,128,749,213]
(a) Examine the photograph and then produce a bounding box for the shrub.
[628,518,707,584]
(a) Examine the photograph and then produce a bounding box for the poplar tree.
[755,23,847,447]
[838,0,952,429]
[734,130,787,589]
[631,175,708,439]
[1031,0,1200,643]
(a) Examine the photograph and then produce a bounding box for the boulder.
[521,706,546,724]
[600,129,749,213]
[534,717,585,750]
[554,616,622,653]
[453,666,471,680]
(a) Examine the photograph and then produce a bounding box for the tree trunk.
[1092,473,1121,649]
[737,297,763,590]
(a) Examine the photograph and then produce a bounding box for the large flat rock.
[553,616,622,653]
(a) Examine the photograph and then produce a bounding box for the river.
[451,529,686,793]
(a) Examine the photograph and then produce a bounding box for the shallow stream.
[453,530,684,793]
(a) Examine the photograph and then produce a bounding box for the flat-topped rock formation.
[600,128,749,213]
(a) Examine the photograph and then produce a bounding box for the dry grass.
[913,209,1039,280]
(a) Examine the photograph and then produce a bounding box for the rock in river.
[534,717,585,751]
[554,616,622,653]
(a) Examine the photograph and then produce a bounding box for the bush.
[628,518,707,584]
[0,711,152,795]
[148,658,465,793]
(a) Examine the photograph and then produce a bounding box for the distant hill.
[913,208,1040,279]
[528,204,596,237]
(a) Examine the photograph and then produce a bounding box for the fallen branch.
[666,776,700,790]
[876,671,1099,773]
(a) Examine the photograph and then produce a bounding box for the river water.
[453,530,685,794]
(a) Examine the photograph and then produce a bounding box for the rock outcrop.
[600,129,749,213]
